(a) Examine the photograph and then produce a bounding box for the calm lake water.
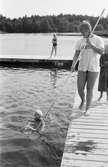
[0,34,107,167]
[0,33,80,59]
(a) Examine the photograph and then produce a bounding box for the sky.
[0,0,108,19]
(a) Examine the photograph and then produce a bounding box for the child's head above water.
[34,109,43,120]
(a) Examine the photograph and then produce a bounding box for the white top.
[75,34,104,72]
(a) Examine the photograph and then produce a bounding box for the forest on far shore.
[0,13,108,33]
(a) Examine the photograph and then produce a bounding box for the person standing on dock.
[50,33,57,58]
[71,20,104,113]
[97,44,108,101]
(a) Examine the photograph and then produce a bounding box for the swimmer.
[24,109,45,133]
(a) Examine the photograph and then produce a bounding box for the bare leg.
[77,71,87,110]
[85,71,98,113]
[50,46,54,58]
[106,90,108,100]
[54,46,57,57]
[97,91,103,101]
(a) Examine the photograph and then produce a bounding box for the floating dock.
[0,54,76,69]
[60,76,108,167]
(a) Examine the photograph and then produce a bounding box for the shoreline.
[1,32,108,37]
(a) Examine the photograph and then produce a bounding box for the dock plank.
[60,77,108,167]
[61,160,108,167]
[0,54,74,69]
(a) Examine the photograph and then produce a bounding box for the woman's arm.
[86,38,104,55]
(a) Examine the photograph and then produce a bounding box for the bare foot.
[48,56,52,59]
[83,105,90,116]
[97,96,102,101]
[79,101,85,110]
[83,111,89,116]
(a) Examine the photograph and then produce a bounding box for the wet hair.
[79,20,92,32]
[34,109,43,117]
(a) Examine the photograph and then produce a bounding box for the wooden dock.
[0,54,74,69]
[60,76,108,167]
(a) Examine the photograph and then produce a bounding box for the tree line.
[0,14,108,33]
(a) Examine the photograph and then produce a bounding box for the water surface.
[0,66,77,167]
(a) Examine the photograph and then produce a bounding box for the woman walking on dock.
[71,20,104,113]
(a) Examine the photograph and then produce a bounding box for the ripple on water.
[0,67,77,167]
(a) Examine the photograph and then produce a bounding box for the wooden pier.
[60,76,108,167]
[0,54,75,69]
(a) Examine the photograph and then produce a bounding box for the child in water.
[25,109,45,133]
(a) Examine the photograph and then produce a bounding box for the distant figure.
[50,33,57,58]
[98,44,108,101]
[71,20,104,114]
[24,109,45,133]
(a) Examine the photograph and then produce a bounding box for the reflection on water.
[50,69,58,89]
[0,67,77,167]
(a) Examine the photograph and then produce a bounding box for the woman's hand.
[85,38,92,49]
[86,38,104,54]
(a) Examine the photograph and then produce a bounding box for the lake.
[0,33,80,59]
[0,34,107,167]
